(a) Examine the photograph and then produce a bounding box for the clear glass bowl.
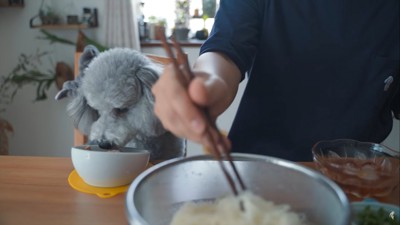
[312,139,400,199]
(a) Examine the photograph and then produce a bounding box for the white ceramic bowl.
[71,145,150,187]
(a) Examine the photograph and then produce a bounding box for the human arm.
[151,51,241,145]
[152,0,262,146]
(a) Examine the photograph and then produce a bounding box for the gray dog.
[55,45,185,161]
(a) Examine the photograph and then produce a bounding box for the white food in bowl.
[170,191,310,225]
[71,145,150,187]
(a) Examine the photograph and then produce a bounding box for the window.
[137,0,219,38]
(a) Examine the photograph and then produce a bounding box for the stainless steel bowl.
[126,154,351,225]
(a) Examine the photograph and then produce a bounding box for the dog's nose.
[98,140,114,150]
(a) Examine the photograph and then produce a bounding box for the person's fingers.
[179,63,192,85]
[189,74,229,121]
[168,85,208,139]
[152,64,208,142]
[152,96,180,132]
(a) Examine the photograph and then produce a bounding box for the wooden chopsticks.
[158,32,247,204]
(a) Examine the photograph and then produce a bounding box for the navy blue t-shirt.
[200,0,399,161]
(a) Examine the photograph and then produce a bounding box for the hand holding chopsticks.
[156,32,247,207]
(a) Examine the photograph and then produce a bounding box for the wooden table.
[0,156,127,225]
[0,156,398,225]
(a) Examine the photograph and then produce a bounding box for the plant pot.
[0,118,13,155]
[173,28,190,41]
[40,15,60,25]
[154,25,166,40]
[195,28,208,40]
[148,24,166,40]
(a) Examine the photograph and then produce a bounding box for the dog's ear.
[55,77,99,135]
[79,45,100,73]
[55,45,100,135]
[136,64,168,136]
[55,45,99,100]
[66,93,99,135]
[55,79,98,135]
[54,78,80,100]
[136,64,161,103]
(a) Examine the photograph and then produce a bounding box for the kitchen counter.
[0,156,398,225]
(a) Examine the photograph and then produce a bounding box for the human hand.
[151,63,231,148]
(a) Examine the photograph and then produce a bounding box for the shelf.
[0,5,24,8]
[0,0,24,7]
[141,39,204,47]
[0,4,24,7]
[29,7,98,30]
[30,24,96,30]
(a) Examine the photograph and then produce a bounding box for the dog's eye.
[113,108,129,116]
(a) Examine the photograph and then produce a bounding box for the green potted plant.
[173,0,190,41]
[39,5,60,25]
[0,29,107,155]
[148,16,167,40]
[0,50,73,155]
[195,14,209,40]
[29,0,61,28]
[202,0,217,18]
[0,117,12,155]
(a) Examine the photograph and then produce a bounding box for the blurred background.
[0,0,397,158]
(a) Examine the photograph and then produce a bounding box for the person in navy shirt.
[152,0,399,161]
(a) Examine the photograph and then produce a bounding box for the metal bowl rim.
[125,153,351,225]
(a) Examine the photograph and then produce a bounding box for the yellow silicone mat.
[68,170,129,198]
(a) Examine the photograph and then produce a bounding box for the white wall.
[0,0,105,156]
[0,1,398,158]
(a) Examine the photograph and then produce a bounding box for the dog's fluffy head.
[55,45,185,160]
[82,47,165,144]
